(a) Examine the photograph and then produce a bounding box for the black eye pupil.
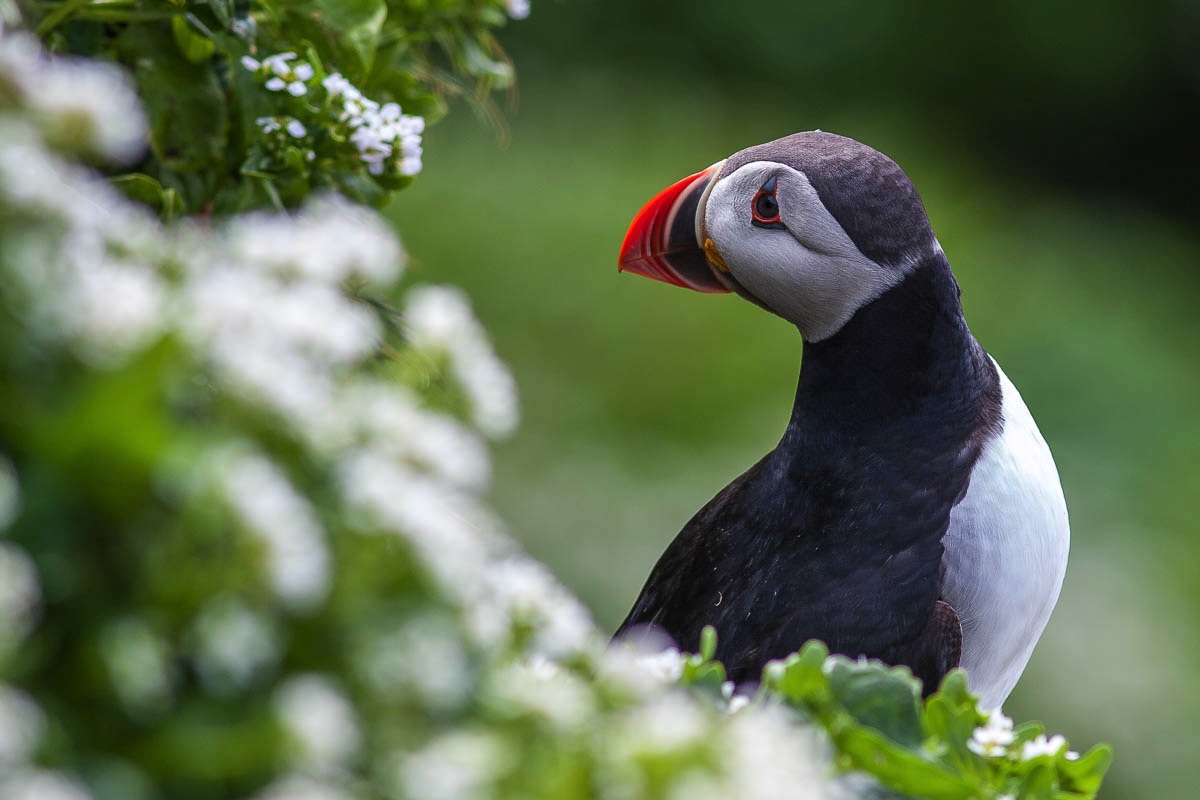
[755,192,778,219]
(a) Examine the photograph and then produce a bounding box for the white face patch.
[702,161,915,342]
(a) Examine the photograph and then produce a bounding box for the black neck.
[785,254,992,436]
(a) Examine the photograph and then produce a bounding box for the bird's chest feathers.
[941,364,1069,708]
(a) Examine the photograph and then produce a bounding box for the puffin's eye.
[751,176,784,229]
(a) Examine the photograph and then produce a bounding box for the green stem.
[36,0,176,32]
[34,0,90,35]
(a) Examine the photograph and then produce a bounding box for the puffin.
[613,131,1069,709]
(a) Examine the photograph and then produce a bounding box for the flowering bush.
[0,11,1111,800]
[28,0,527,215]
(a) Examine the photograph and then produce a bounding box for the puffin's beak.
[618,163,729,293]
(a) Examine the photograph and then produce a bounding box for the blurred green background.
[390,3,1199,797]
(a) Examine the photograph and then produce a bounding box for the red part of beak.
[618,164,728,294]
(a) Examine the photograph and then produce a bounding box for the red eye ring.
[751,176,783,228]
[752,189,780,224]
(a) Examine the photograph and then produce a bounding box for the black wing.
[614,442,969,691]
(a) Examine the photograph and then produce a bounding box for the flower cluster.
[506,0,532,20]
[325,72,425,177]
[968,709,1016,757]
[240,52,425,189]
[0,33,145,162]
[242,52,314,97]
[969,708,1082,762]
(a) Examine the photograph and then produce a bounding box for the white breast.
[942,359,1070,710]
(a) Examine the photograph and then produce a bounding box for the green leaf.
[1015,762,1057,800]
[826,657,924,748]
[680,628,726,692]
[762,640,828,704]
[287,0,387,82]
[331,168,388,206]
[699,625,717,661]
[932,669,978,714]
[35,0,91,36]
[115,23,228,179]
[922,671,987,776]
[111,174,185,221]
[834,725,975,800]
[171,14,216,63]
[207,0,235,28]
[1057,744,1113,797]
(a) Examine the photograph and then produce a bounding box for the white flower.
[639,647,685,683]
[709,706,836,800]
[602,635,687,698]
[396,731,513,800]
[0,684,44,764]
[240,55,260,71]
[338,449,502,591]
[99,617,175,716]
[399,154,422,176]
[231,18,255,38]
[0,543,41,654]
[344,381,491,491]
[506,0,531,20]
[484,657,594,730]
[256,116,281,134]
[251,775,352,800]
[60,250,167,366]
[0,456,19,530]
[350,125,389,160]
[404,286,519,438]
[380,102,402,122]
[321,72,354,98]
[353,613,473,710]
[12,39,147,163]
[257,54,311,96]
[285,119,307,138]
[218,450,331,610]
[188,598,281,695]
[0,770,93,800]
[274,674,362,769]
[1021,733,1071,760]
[727,694,750,714]
[260,52,297,74]
[967,709,1015,757]
[223,195,403,285]
[332,80,425,177]
[341,94,380,125]
[468,557,595,658]
[619,692,707,754]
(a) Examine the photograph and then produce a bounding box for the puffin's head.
[619,131,941,342]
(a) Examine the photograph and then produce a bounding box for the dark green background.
[391,3,1199,797]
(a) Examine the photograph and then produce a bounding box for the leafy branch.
[677,629,1112,800]
[25,0,526,215]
